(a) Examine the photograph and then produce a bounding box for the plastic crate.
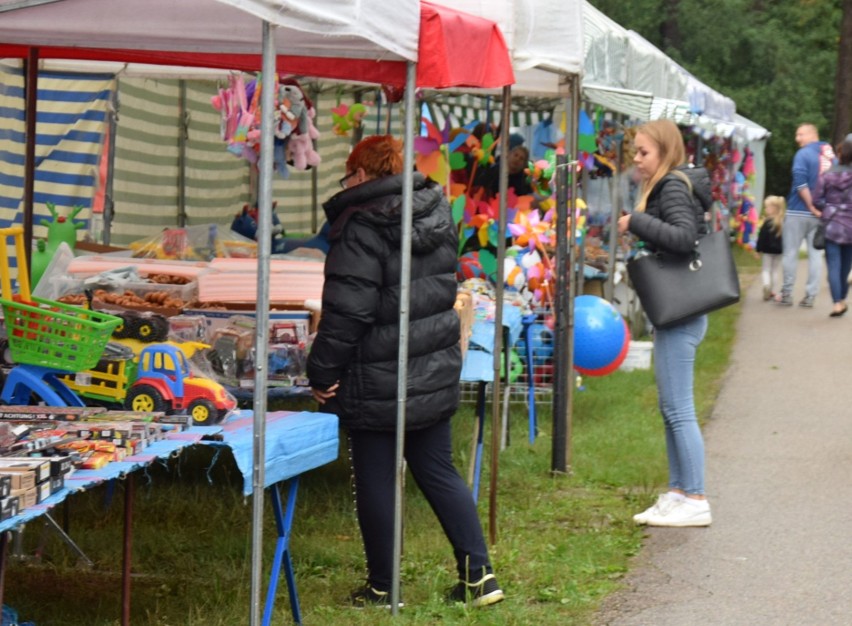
[0,296,122,371]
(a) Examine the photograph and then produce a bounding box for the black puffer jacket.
[628,165,712,254]
[306,172,461,431]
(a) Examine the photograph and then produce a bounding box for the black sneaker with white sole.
[349,584,403,609]
[446,573,505,607]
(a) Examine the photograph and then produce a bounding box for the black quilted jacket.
[628,165,712,254]
[306,172,461,431]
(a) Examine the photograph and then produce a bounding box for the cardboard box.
[0,470,35,491]
[0,474,10,498]
[0,458,51,484]
[0,495,19,521]
[50,473,65,494]
[36,479,51,504]
[10,487,36,510]
[184,305,317,338]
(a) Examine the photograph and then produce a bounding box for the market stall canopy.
[582,2,768,141]
[429,0,583,94]
[0,0,513,89]
[0,0,417,83]
[416,1,515,89]
[583,1,735,124]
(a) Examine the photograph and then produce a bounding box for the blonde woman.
[756,196,786,301]
[617,119,713,527]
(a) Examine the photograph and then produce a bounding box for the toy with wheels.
[0,226,123,405]
[573,294,630,376]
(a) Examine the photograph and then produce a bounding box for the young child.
[755,195,786,301]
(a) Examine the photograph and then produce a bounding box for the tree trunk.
[832,0,852,146]
[660,0,682,51]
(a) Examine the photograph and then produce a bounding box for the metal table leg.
[262,477,301,625]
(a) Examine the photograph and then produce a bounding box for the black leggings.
[348,418,491,590]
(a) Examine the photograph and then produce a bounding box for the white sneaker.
[645,498,712,527]
[632,492,682,525]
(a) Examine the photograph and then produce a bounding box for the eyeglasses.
[339,171,357,189]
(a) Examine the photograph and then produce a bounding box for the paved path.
[594,259,852,625]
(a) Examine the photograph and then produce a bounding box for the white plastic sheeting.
[0,0,419,62]
[582,1,768,141]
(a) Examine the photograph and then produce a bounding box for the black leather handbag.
[627,229,741,329]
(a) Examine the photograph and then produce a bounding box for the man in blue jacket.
[779,123,836,307]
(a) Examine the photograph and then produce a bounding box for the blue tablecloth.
[0,425,223,533]
[203,409,339,495]
[1,409,340,530]
[460,304,523,383]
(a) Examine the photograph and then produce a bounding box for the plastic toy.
[62,342,235,426]
[572,295,630,376]
[331,102,368,136]
[230,202,287,254]
[31,203,86,287]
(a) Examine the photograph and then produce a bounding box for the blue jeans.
[653,315,708,495]
[824,241,852,303]
[782,214,822,298]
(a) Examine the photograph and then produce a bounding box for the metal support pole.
[249,21,276,626]
[551,76,580,474]
[121,474,134,626]
[23,48,38,275]
[488,85,512,545]
[391,60,418,616]
[177,79,188,228]
[103,87,118,245]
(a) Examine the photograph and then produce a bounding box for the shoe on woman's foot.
[829,304,848,317]
[446,573,505,607]
[645,498,712,527]
[633,492,683,525]
[350,584,403,609]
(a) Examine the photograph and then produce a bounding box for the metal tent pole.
[249,21,275,626]
[391,60,417,616]
[488,85,511,545]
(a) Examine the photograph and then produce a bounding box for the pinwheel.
[414,119,475,189]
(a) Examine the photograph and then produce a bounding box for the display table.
[459,304,525,503]
[202,409,338,625]
[1,410,339,626]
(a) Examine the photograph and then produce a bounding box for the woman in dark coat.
[307,135,503,608]
[617,120,712,528]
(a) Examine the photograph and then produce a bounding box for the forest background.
[590,0,852,197]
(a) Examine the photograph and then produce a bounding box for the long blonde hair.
[634,119,687,213]
[763,195,786,236]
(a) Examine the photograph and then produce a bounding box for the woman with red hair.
[307,135,503,609]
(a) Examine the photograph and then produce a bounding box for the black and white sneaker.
[446,573,505,607]
[349,584,403,609]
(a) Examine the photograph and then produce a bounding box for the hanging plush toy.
[331,102,368,136]
[275,78,321,177]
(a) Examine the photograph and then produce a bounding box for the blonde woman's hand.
[617,214,631,234]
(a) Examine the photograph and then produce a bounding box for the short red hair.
[346,135,403,179]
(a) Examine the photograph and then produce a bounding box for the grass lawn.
[4,246,760,625]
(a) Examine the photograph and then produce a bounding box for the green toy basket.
[0,296,122,372]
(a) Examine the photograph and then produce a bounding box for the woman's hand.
[617,214,631,234]
[312,382,339,405]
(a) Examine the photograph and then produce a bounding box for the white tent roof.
[0,0,419,62]
[582,1,768,141]
[583,1,734,123]
[429,0,584,94]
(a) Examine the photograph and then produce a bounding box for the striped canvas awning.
[0,60,113,252]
